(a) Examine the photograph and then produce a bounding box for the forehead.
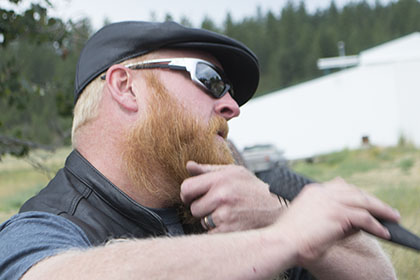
[148,49,223,69]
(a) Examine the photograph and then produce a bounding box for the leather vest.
[19,150,170,245]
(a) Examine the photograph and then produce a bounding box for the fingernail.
[393,208,400,218]
[186,160,197,167]
[384,229,391,239]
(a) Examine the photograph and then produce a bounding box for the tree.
[0,0,91,159]
[201,16,220,32]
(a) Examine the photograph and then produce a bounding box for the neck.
[75,128,174,209]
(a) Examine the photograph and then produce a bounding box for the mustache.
[208,115,229,139]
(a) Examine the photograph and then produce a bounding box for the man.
[0,21,398,279]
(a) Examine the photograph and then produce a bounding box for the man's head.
[71,21,260,207]
[72,21,259,146]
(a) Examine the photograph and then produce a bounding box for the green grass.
[0,183,45,212]
[0,145,419,279]
[398,157,415,173]
[0,147,70,219]
[292,145,420,280]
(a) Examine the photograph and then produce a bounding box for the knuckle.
[227,165,249,177]
[215,207,229,221]
[214,188,231,204]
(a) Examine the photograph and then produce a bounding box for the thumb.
[186,161,231,177]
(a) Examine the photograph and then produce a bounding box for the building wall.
[394,58,420,145]
[229,33,420,159]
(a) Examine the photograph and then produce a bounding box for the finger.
[186,161,206,177]
[189,190,220,218]
[180,175,212,205]
[182,164,234,205]
[321,180,400,223]
[331,189,400,223]
[205,210,228,234]
[186,161,231,176]
[348,208,391,240]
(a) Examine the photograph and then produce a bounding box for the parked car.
[241,144,287,173]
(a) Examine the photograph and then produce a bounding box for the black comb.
[257,166,420,252]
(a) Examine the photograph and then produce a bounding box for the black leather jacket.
[20,150,169,245]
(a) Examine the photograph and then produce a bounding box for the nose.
[214,93,240,121]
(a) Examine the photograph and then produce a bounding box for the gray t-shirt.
[146,206,185,236]
[0,208,184,280]
[0,212,91,280]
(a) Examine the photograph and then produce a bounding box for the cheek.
[183,99,215,127]
[172,90,215,123]
[161,71,215,122]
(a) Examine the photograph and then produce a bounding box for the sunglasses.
[101,57,234,99]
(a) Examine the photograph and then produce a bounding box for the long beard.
[123,73,234,213]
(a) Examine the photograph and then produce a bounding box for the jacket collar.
[65,150,167,235]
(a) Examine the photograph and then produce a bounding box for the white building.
[229,32,420,159]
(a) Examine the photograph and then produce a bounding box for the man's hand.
[180,161,283,233]
[272,177,400,269]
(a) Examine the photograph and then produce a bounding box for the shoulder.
[0,211,91,280]
[1,211,91,245]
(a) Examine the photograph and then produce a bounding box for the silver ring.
[202,214,216,230]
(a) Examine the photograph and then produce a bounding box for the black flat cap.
[75,21,260,106]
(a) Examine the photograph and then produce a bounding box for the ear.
[105,65,138,112]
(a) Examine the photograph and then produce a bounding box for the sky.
[43,0,395,31]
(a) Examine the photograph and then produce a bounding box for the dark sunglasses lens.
[196,63,227,98]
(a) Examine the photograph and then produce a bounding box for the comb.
[257,166,420,251]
